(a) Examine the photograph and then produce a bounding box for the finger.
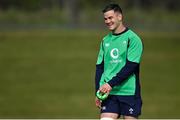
[97,102,101,109]
[100,87,107,93]
[96,102,101,109]
[99,87,103,91]
[95,99,101,108]
[99,88,104,93]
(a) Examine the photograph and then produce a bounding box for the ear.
[117,14,122,21]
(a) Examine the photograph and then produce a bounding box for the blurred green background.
[0,0,179,119]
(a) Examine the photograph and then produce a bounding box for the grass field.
[0,28,179,118]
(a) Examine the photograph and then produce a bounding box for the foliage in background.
[0,0,179,11]
[0,0,179,30]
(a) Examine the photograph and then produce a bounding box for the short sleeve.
[127,35,143,63]
[96,41,104,65]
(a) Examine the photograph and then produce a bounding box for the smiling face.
[103,10,123,31]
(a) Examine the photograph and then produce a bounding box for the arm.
[95,41,104,107]
[108,60,139,87]
[95,41,104,92]
[95,61,104,92]
[99,60,138,93]
[95,61,104,107]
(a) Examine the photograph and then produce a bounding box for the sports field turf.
[0,29,179,118]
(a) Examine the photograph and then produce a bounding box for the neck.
[112,24,126,34]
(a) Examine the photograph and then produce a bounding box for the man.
[95,4,143,120]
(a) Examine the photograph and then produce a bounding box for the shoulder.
[127,29,142,45]
[102,33,111,42]
[128,29,141,40]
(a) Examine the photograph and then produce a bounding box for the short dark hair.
[102,3,122,14]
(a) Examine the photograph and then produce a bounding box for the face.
[103,10,122,31]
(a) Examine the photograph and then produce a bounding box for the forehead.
[103,10,118,18]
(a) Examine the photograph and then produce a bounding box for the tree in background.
[0,0,179,26]
[0,0,179,11]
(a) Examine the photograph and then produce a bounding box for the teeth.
[108,24,113,26]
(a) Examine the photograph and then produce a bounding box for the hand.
[95,97,101,108]
[99,83,112,94]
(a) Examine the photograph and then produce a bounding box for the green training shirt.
[96,28,143,95]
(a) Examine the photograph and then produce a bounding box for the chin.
[107,26,114,30]
[108,27,115,31]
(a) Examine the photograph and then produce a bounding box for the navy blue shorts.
[101,95,142,118]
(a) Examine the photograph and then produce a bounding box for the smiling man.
[95,4,143,120]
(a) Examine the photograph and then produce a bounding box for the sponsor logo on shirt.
[110,48,119,59]
[110,48,122,63]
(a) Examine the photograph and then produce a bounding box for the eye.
[108,16,113,20]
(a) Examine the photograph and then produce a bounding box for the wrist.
[107,81,114,88]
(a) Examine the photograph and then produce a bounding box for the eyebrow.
[104,15,113,19]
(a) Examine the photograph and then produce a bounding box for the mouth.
[107,25,114,30]
[106,22,114,28]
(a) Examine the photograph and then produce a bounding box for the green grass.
[0,29,179,118]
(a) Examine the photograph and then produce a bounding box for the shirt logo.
[110,48,119,59]
[129,108,134,114]
[123,41,127,44]
[105,43,110,47]
[102,106,106,110]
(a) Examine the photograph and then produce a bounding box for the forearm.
[108,60,139,88]
[95,62,104,92]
